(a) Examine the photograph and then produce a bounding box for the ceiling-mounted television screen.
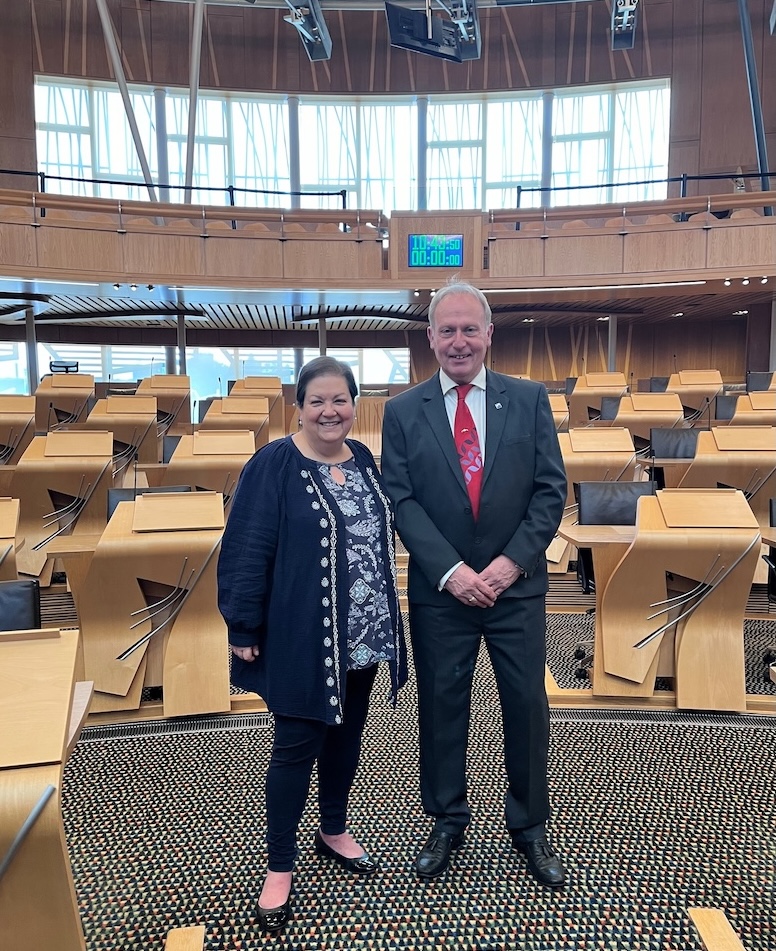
[384,2,463,62]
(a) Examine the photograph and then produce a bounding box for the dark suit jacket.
[381,370,567,605]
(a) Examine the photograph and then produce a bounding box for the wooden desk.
[0,628,88,951]
[136,374,191,436]
[199,396,270,450]
[81,395,160,465]
[666,369,723,414]
[10,432,113,583]
[548,393,569,432]
[598,393,685,441]
[559,489,760,712]
[34,373,94,432]
[558,428,640,506]
[567,372,628,429]
[0,395,36,465]
[72,493,230,718]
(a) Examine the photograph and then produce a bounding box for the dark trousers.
[265,665,377,872]
[409,594,550,836]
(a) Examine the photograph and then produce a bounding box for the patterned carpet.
[63,635,776,951]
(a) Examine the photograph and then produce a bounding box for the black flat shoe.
[415,829,465,880]
[257,881,293,933]
[512,834,566,888]
[314,828,379,875]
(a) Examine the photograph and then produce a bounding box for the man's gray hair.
[428,278,492,328]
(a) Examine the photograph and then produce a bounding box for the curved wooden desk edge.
[688,908,747,951]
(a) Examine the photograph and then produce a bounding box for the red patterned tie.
[454,384,483,520]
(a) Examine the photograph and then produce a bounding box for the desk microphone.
[218,376,223,397]
[706,396,712,430]
[673,353,678,374]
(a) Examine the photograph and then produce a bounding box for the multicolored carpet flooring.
[63,624,776,951]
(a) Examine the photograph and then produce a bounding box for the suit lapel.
[483,371,508,491]
[421,374,469,495]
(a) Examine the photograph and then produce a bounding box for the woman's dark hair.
[295,356,358,406]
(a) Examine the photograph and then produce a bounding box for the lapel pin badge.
[494,402,503,410]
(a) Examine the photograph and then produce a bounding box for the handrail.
[0,189,382,232]
[3,187,776,234]
[489,191,776,227]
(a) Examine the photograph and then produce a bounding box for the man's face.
[427,292,493,385]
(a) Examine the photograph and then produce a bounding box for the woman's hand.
[231,644,260,662]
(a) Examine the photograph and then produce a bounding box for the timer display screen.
[407,233,464,268]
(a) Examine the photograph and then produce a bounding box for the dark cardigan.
[217,435,407,724]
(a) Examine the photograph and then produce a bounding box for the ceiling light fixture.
[723,279,732,286]
[485,280,706,294]
[596,316,609,322]
[742,278,750,286]
[130,283,138,291]
[113,283,120,290]
[733,309,749,316]
[522,318,535,323]
[761,277,768,284]
[671,312,684,318]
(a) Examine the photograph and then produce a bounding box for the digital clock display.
[407,233,464,268]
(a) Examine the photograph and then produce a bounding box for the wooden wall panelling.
[36,221,124,274]
[706,220,776,273]
[487,236,544,279]
[745,303,773,373]
[543,231,624,277]
[147,0,191,87]
[204,9,246,92]
[0,0,36,186]
[0,221,37,269]
[121,229,205,283]
[667,0,702,192]
[709,319,747,381]
[623,223,706,273]
[698,0,761,177]
[203,232,283,282]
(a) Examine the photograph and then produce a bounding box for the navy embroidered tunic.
[217,436,407,725]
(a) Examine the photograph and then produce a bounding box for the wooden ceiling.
[1,283,769,334]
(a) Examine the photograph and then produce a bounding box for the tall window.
[35,77,670,211]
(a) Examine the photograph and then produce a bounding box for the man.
[381,280,567,887]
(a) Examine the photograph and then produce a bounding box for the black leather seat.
[0,579,41,631]
[575,480,658,595]
[162,434,182,463]
[649,427,699,489]
[572,480,657,678]
[599,396,622,421]
[746,371,774,392]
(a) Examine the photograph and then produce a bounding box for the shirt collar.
[439,366,487,397]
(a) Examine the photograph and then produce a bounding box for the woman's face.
[298,374,355,450]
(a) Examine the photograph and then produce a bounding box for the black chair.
[649,377,669,392]
[107,485,192,522]
[746,371,774,392]
[573,481,657,679]
[565,377,578,396]
[714,394,738,421]
[197,397,218,423]
[599,396,622,421]
[0,578,41,631]
[49,360,79,374]
[649,427,699,489]
[162,434,182,464]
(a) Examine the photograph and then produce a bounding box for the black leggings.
[265,665,378,872]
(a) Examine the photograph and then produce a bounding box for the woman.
[217,356,407,933]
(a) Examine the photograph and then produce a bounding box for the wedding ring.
[468,596,476,602]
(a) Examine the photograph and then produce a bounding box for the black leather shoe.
[415,830,465,880]
[257,881,293,933]
[512,834,566,888]
[314,828,379,875]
